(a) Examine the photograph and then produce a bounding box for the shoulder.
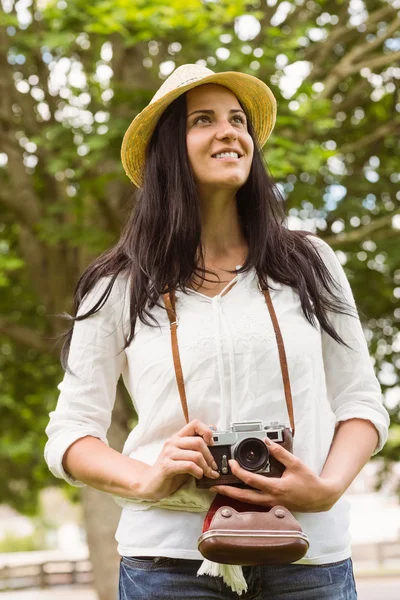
[300,234,354,303]
[289,229,336,258]
[301,233,342,272]
[302,232,333,254]
[78,272,130,317]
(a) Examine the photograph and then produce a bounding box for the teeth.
[214,152,239,159]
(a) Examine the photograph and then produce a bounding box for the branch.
[338,78,372,111]
[351,50,400,75]
[319,15,400,98]
[306,3,398,74]
[305,4,356,68]
[0,318,58,357]
[341,121,400,153]
[350,17,400,59]
[323,213,400,247]
[320,50,400,98]
[364,3,400,27]
[368,228,400,244]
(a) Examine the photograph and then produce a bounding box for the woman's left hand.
[209,438,343,513]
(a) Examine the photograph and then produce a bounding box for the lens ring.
[235,438,269,472]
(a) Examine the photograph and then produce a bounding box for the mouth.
[211,152,243,161]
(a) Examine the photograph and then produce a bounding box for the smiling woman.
[44,64,389,600]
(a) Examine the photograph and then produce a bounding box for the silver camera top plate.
[230,420,263,432]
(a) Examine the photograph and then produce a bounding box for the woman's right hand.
[135,419,220,501]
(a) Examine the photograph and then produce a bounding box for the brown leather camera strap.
[163,289,190,424]
[260,284,295,436]
[163,277,295,435]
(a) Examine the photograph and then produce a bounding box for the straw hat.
[121,63,277,188]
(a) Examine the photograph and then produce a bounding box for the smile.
[211,152,242,161]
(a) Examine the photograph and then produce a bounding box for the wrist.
[319,476,345,511]
[127,461,155,500]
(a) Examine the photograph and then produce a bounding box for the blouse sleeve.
[309,236,390,454]
[44,275,128,486]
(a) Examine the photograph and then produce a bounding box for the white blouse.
[44,236,389,564]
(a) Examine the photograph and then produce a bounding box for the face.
[185,84,254,193]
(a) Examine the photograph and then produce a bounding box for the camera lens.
[235,438,269,472]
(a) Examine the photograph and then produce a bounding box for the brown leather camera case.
[198,505,309,566]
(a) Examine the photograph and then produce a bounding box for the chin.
[206,174,248,187]
[221,177,247,188]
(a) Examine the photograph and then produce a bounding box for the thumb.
[264,437,298,469]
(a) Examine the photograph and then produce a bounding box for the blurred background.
[0,0,399,598]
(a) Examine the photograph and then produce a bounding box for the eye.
[193,115,210,124]
[193,114,246,125]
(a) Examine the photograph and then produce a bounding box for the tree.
[1,1,399,597]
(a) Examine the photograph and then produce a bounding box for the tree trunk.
[81,486,121,600]
[81,382,133,600]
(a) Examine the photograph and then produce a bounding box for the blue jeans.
[118,556,357,599]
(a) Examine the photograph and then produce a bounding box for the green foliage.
[0,336,63,513]
[0,254,24,287]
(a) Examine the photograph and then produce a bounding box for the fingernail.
[228,459,235,467]
[209,487,217,492]
[210,470,220,479]
[212,460,218,471]
[264,437,272,445]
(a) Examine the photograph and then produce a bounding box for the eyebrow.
[187,109,246,118]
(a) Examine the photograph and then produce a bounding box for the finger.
[169,449,220,479]
[177,419,215,446]
[209,484,271,506]
[174,436,218,471]
[264,438,300,469]
[228,460,282,492]
[165,459,204,480]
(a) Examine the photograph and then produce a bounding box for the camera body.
[196,420,292,489]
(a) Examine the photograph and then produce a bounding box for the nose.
[215,120,238,141]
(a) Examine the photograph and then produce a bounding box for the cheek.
[246,149,254,173]
[185,139,205,182]
[243,134,254,158]
[186,136,204,168]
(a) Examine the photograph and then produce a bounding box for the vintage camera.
[196,420,292,489]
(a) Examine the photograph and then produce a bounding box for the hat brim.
[121,70,277,188]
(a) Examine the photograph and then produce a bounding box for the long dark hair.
[60,92,354,371]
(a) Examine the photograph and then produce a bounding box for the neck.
[198,188,248,261]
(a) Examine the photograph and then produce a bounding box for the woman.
[45,64,389,599]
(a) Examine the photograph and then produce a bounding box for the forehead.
[186,83,241,109]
